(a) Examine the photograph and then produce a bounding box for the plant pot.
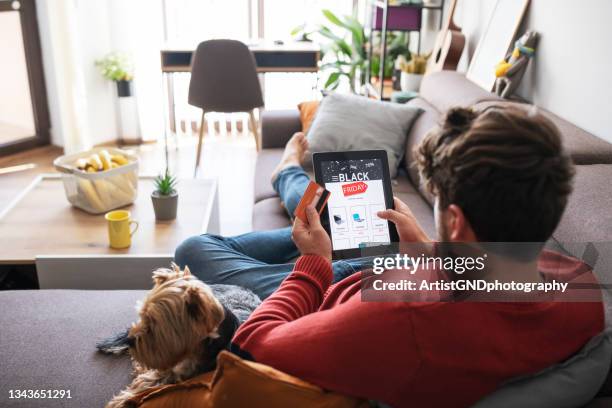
[116,80,133,97]
[151,190,178,221]
[400,72,424,92]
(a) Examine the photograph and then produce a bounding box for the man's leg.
[175,230,375,300]
[175,231,297,300]
[273,165,311,219]
[270,132,312,219]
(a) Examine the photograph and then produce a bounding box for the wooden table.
[0,174,219,288]
[161,41,320,74]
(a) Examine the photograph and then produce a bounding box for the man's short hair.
[416,106,575,242]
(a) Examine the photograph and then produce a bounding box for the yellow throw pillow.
[297,100,320,134]
[130,351,367,408]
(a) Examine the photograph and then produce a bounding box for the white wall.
[452,0,612,143]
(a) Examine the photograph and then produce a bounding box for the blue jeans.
[175,166,373,300]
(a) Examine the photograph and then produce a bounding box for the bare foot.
[271,132,308,183]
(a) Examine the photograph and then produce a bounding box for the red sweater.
[231,253,604,408]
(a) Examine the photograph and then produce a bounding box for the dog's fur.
[98,265,260,408]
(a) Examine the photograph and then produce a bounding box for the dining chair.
[188,39,264,176]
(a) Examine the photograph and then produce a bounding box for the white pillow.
[306,93,422,178]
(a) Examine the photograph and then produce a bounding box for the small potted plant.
[95,52,134,96]
[151,170,178,221]
[95,52,141,144]
[398,53,430,92]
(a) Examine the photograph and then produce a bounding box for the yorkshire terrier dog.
[97,264,261,408]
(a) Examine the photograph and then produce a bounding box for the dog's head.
[127,264,224,370]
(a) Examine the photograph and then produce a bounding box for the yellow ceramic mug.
[105,210,139,249]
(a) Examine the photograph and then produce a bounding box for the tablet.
[313,150,399,260]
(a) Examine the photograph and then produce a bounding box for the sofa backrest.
[473,100,612,165]
[403,72,612,208]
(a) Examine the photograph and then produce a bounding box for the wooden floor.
[0,131,258,235]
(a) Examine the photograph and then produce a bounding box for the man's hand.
[292,203,332,262]
[377,197,431,243]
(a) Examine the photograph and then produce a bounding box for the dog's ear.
[152,268,175,287]
[184,286,224,336]
[170,262,191,279]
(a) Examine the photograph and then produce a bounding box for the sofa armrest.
[261,110,302,149]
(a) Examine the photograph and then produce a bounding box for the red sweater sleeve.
[233,255,333,346]
[231,255,421,404]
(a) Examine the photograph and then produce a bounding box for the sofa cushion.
[473,101,612,165]
[254,149,283,203]
[420,71,501,114]
[252,197,291,231]
[131,351,367,408]
[553,164,612,242]
[473,331,612,408]
[402,97,440,205]
[0,290,143,408]
[306,92,422,178]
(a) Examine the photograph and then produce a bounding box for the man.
[175,107,603,407]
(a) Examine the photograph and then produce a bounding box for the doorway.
[0,0,50,156]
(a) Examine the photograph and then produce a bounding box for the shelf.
[374,1,443,10]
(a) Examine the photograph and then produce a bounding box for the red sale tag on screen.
[342,181,368,196]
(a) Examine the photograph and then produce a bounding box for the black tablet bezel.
[313,150,400,260]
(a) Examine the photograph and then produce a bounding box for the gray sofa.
[1,72,611,407]
[253,71,612,403]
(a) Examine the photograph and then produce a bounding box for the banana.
[109,182,134,204]
[92,179,113,208]
[87,154,103,171]
[107,174,135,196]
[75,158,88,170]
[99,150,113,171]
[77,179,105,213]
[111,154,128,166]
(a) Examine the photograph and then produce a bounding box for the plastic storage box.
[53,147,139,214]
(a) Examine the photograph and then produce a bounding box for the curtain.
[36,0,92,153]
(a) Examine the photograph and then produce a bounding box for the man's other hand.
[292,204,332,262]
[377,197,431,243]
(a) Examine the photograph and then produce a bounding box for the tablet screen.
[319,158,391,250]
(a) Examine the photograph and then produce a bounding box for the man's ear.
[446,204,478,242]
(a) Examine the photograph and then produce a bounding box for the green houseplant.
[95,52,134,96]
[95,52,141,143]
[151,170,178,221]
[292,10,410,93]
[95,53,133,81]
[398,52,430,92]
[292,10,366,92]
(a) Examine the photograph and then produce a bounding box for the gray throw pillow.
[472,330,612,408]
[306,92,422,178]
